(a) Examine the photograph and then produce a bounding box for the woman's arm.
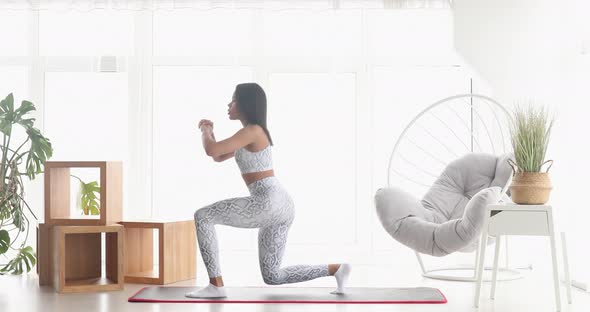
[200,122,256,158]
[213,151,235,162]
[210,130,236,162]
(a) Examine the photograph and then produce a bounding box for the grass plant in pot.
[508,103,554,205]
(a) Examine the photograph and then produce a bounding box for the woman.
[186,83,351,298]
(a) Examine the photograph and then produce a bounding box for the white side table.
[473,204,572,311]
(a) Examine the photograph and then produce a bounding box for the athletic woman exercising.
[186,83,351,298]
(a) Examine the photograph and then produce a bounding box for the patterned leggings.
[194,176,329,285]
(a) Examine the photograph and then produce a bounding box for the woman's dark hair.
[234,83,273,145]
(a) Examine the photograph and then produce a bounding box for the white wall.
[454,0,590,283]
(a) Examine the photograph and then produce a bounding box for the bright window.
[0,11,29,56]
[268,73,357,244]
[39,11,134,56]
[44,72,129,213]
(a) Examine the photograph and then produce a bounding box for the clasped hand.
[198,119,214,133]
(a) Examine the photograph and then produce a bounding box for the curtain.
[0,0,451,10]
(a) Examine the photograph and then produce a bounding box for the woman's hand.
[198,119,214,133]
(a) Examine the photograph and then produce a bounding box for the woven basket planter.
[508,159,553,205]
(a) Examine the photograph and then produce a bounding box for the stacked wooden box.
[37,161,197,293]
[118,220,196,285]
[38,161,124,293]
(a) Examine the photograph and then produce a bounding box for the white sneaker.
[331,263,352,294]
[185,283,227,298]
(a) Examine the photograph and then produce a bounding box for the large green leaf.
[85,181,100,193]
[0,94,34,137]
[79,180,100,215]
[0,95,36,134]
[90,205,100,215]
[0,246,36,275]
[11,203,25,232]
[0,230,9,254]
[25,127,53,180]
[14,100,35,119]
[0,93,15,135]
[0,93,14,113]
[0,194,12,220]
[14,101,36,130]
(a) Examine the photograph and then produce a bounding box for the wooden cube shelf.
[37,223,51,286]
[51,225,124,293]
[44,161,122,226]
[118,220,196,284]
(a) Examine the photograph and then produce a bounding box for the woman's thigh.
[196,195,276,228]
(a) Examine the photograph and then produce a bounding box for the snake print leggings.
[194,176,329,285]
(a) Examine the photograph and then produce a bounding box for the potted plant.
[0,93,53,274]
[71,175,100,216]
[508,103,554,204]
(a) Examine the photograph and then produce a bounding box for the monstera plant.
[72,175,100,216]
[0,93,53,274]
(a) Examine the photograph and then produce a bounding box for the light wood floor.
[1,263,588,312]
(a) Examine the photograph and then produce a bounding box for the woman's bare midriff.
[242,169,275,186]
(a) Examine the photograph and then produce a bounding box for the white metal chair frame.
[386,93,526,282]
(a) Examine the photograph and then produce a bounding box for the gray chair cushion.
[375,153,512,257]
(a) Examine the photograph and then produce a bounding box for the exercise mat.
[129,286,447,304]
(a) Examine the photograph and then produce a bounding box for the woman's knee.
[261,271,281,285]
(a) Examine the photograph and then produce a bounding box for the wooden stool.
[118,220,196,284]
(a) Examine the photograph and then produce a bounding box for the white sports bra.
[234,144,273,174]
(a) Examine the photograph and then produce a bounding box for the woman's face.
[227,94,240,120]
